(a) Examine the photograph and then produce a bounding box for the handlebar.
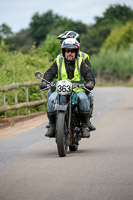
[40,82,90,93]
[40,80,56,92]
[35,71,90,93]
[72,84,90,93]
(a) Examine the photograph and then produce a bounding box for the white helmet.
[61,38,80,58]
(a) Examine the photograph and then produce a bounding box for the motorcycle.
[35,71,91,157]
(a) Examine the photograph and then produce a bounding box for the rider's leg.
[47,89,52,99]
[46,89,52,128]
[79,111,90,138]
[45,92,57,137]
[87,93,96,131]
[77,91,90,138]
[45,112,56,137]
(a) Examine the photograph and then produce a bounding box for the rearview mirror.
[35,71,42,79]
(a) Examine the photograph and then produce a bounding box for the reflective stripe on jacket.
[79,51,89,61]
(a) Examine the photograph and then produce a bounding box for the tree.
[101,21,133,51]
[52,17,88,35]
[30,10,61,45]
[7,29,34,52]
[30,10,88,46]
[38,35,61,60]
[94,4,133,29]
[0,23,13,38]
[85,4,133,54]
[81,27,109,55]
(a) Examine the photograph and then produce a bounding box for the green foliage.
[30,10,62,45]
[0,42,52,86]
[94,4,133,29]
[52,18,88,36]
[30,10,88,46]
[0,23,13,38]
[91,10,133,79]
[81,27,110,55]
[6,29,34,53]
[0,39,10,67]
[101,21,133,50]
[38,35,61,60]
[91,45,133,76]
[0,41,52,117]
[90,4,133,54]
[3,4,133,55]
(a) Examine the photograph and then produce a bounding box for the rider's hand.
[51,85,56,92]
[40,81,47,90]
[85,81,94,90]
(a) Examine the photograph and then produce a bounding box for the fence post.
[25,86,29,114]
[97,70,101,84]
[14,88,18,115]
[40,91,45,110]
[2,92,6,106]
[25,86,29,103]
[2,92,6,117]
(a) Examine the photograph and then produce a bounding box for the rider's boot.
[88,120,96,131]
[45,112,56,137]
[46,124,50,128]
[88,105,96,131]
[80,111,90,138]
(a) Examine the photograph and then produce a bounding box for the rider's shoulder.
[57,53,63,59]
[54,53,63,62]
[79,51,89,60]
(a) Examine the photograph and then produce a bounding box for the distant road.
[0,87,133,200]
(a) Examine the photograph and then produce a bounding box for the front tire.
[56,112,68,157]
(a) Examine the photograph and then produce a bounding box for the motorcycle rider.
[40,38,95,138]
[57,30,95,131]
[57,31,89,63]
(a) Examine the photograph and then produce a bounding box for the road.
[0,87,133,200]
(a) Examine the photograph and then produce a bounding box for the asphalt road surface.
[0,87,133,200]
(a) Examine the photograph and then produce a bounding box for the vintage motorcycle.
[35,71,91,157]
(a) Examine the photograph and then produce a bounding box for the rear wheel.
[56,112,68,157]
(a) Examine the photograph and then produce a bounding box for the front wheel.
[56,112,68,157]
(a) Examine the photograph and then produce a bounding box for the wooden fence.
[97,70,131,83]
[0,81,47,114]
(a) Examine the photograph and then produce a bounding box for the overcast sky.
[0,0,133,33]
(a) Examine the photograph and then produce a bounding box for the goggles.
[65,49,76,53]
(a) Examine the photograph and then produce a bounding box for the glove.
[85,81,94,90]
[40,81,47,90]
[51,85,56,92]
